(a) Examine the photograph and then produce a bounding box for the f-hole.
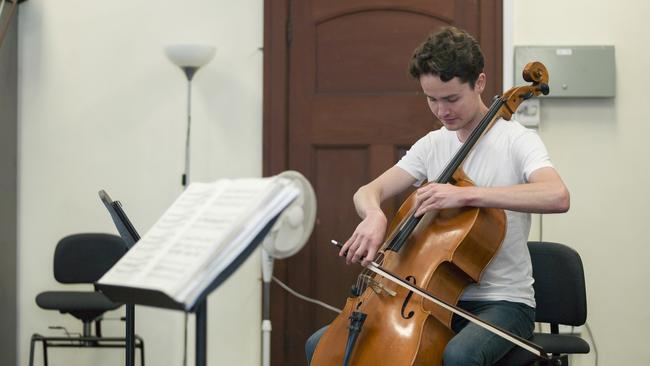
[400,276,417,319]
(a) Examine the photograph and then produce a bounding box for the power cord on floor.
[272,276,341,314]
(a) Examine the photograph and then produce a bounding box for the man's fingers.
[348,238,368,265]
[361,246,378,267]
[341,233,382,265]
[345,242,357,263]
[339,234,356,256]
[346,238,363,264]
[415,202,433,217]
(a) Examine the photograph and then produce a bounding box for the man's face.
[419,73,486,132]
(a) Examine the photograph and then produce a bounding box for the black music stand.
[97,190,280,366]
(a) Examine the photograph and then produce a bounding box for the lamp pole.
[181,66,198,188]
[164,44,216,189]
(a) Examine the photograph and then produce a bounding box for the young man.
[306,27,569,365]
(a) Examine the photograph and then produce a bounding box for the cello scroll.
[500,61,550,120]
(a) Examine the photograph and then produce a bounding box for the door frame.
[263,0,291,178]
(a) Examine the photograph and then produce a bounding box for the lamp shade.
[165,44,216,68]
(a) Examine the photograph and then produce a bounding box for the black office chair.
[29,233,145,366]
[495,241,590,366]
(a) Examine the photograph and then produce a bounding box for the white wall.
[512,1,650,365]
[18,1,263,365]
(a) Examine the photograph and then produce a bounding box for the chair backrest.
[529,241,587,326]
[53,233,129,284]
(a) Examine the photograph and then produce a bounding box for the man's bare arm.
[414,167,569,216]
[342,166,417,265]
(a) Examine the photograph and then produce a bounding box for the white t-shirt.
[395,119,553,308]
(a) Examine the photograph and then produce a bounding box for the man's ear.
[475,73,486,93]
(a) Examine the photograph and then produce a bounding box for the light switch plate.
[514,99,540,127]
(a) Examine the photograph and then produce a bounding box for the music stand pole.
[196,301,208,366]
[126,305,135,366]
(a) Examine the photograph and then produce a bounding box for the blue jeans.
[305,300,534,366]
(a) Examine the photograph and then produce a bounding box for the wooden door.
[263,1,502,365]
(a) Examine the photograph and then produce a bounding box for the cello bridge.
[360,274,396,297]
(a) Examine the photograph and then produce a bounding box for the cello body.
[311,170,506,365]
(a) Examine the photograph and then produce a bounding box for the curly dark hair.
[408,27,484,87]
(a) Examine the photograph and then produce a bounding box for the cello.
[311,62,551,366]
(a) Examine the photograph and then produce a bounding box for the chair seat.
[495,333,590,366]
[36,291,121,322]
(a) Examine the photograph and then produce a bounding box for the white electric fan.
[261,171,317,366]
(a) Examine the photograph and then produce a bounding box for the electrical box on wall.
[514,46,615,98]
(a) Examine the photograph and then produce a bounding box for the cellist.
[306,26,570,366]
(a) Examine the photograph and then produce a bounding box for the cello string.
[356,272,364,293]
[362,249,385,292]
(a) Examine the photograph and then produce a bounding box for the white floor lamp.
[165,44,216,189]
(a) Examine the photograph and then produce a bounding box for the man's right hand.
[339,210,387,267]
[340,166,416,266]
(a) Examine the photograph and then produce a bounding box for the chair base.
[535,355,568,366]
[28,333,145,366]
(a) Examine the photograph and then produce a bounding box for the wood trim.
[480,0,503,99]
[263,1,291,365]
[263,0,290,177]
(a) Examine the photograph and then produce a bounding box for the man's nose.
[437,103,450,117]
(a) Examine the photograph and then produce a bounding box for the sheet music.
[98,178,298,306]
[179,183,297,307]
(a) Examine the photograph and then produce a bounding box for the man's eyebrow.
[424,93,459,100]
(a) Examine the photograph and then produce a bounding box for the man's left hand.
[414,183,469,216]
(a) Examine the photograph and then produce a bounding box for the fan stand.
[260,171,317,366]
[261,248,275,366]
